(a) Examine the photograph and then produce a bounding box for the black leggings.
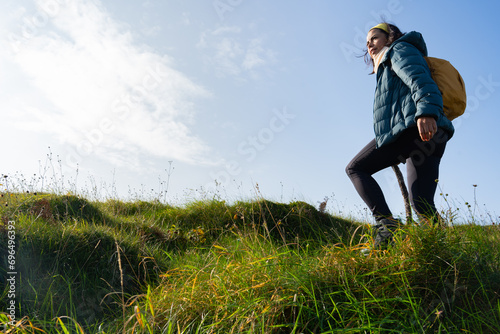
[346,127,449,221]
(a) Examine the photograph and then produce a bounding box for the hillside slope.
[1,193,499,333]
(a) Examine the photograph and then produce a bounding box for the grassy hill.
[0,192,499,333]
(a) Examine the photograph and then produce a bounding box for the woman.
[345,23,454,249]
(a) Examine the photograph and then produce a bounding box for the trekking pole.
[391,164,413,223]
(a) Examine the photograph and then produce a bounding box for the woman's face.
[366,29,388,58]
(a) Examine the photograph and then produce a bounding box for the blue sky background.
[1,0,499,223]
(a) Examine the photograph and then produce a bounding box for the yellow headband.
[370,23,389,34]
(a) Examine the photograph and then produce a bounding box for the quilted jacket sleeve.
[389,42,443,120]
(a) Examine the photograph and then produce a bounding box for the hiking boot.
[361,218,401,255]
[373,220,398,249]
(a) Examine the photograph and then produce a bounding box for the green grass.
[0,192,499,333]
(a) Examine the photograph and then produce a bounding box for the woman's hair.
[364,23,405,73]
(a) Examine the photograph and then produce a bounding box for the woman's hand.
[417,116,437,141]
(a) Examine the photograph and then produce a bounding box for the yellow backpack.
[425,57,467,120]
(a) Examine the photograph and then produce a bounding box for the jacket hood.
[381,31,428,62]
[391,31,428,56]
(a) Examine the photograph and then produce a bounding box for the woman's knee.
[345,161,354,177]
[345,159,360,179]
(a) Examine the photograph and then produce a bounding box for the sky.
[1,0,499,223]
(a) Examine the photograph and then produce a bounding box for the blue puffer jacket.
[373,31,454,148]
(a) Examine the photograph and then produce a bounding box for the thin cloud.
[3,0,213,169]
[198,25,276,79]
[242,38,274,71]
